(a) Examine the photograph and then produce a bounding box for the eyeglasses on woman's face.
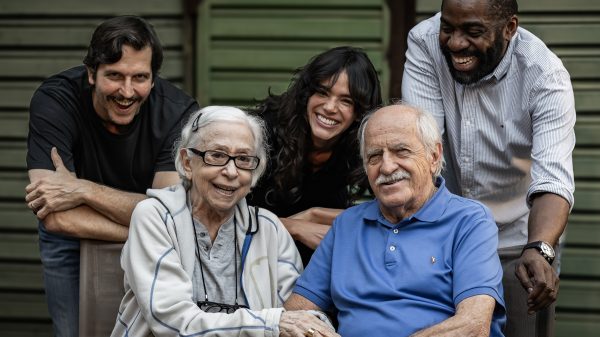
[187,148,260,170]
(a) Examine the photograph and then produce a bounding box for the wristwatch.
[522,241,555,264]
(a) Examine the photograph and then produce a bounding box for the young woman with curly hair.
[249,46,382,265]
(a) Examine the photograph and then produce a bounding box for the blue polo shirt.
[294,177,505,337]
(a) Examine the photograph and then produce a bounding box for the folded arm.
[281,208,342,250]
[411,295,496,337]
[26,147,179,241]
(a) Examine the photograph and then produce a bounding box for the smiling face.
[439,0,517,84]
[182,121,255,221]
[88,44,154,134]
[306,70,356,150]
[364,106,441,223]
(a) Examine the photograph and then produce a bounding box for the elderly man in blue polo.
[285,103,506,337]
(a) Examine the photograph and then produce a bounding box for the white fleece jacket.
[110,184,303,337]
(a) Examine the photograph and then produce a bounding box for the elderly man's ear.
[430,142,443,175]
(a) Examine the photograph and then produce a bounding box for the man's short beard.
[441,31,506,85]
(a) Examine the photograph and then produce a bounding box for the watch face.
[540,242,555,258]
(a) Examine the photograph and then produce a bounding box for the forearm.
[527,193,570,246]
[82,181,146,225]
[306,208,342,226]
[44,205,128,241]
[411,295,495,337]
[284,293,321,311]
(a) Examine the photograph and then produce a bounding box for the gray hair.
[174,106,269,189]
[358,101,445,178]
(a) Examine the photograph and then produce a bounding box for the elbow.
[43,212,76,237]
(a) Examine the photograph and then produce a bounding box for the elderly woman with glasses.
[111,106,338,337]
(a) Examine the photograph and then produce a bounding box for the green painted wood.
[0,112,29,139]
[0,51,183,80]
[574,149,600,179]
[574,84,600,114]
[0,0,181,15]
[0,202,38,231]
[210,47,385,71]
[556,313,600,337]
[0,262,44,290]
[417,0,600,12]
[0,233,40,261]
[210,78,290,103]
[0,292,49,319]
[567,214,600,246]
[557,280,600,311]
[0,19,183,48]
[561,248,600,277]
[575,116,600,146]
[520,23,600,46]
[573,181,600,212]
[0,322,52,337]
[562,57,600,80]
[212,0,383,6]
[0,171,30,200]
[210,16,383,40]
[0,82,38,109]
[0,141,27,169]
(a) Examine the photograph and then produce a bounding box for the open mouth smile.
[316,113,339,127]
[214,183,237,196]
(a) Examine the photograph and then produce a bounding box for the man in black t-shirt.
[24,16,199,337]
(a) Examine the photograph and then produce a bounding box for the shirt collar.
[364,177,450,227]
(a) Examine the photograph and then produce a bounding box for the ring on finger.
[304,327,316,337]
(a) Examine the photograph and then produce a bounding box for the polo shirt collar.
[364,177,450,227]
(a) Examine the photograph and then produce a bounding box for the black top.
[27,65,199,193]
[248,108,358,265]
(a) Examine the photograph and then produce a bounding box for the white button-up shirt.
[402,13,576,248]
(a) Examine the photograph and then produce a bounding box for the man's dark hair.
[83,15,163,80]
[488,0,518,21]
[441,0,518,21]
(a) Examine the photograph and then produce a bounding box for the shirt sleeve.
[527,69,576,209]
[27,88,78,172]
[154,99,199,172]
[401,15,446,136]
[292,218,336,311]
[452,204,505,311]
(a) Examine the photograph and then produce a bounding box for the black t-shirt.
[27,65,199,193]
[248,108,357,265]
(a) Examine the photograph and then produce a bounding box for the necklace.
[191,215,241,305]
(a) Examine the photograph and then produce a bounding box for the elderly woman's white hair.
[358,101,445,178]
[174,106,269,189]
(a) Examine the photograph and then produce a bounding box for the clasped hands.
[515,249,559,314]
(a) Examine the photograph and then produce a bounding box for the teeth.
[316,114,338,126]
[113,98,135,106]
[453,56,474,65]
[215,184,235,194]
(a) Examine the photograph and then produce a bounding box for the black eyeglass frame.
[196,300,250,314]
[187,148,260,170]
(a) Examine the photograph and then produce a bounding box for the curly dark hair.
[83,15,163,80]
[253,46,382,204]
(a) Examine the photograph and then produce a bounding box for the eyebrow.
[440,17,487,30]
